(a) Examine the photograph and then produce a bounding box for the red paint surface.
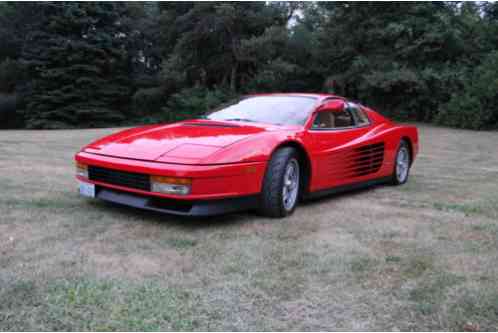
[75,93,419,200]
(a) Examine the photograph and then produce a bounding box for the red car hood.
[84,120,273,163]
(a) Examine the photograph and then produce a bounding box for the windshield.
[204,95,317,126]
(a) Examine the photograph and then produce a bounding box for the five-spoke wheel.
[260,147,301,217]
[392,140,411,185]
[282,158,300,211]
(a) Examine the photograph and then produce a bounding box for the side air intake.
[351,142,385,176]
[326,142,385,179]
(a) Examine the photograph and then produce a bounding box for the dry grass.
[1,125,498,331]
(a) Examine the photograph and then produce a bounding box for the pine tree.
[21,3,132,128]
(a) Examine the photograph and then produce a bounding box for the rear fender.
[380,125,419,168]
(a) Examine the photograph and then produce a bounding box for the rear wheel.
[391,140,411,185]
[259,147,300,217]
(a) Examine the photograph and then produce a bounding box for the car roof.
[245,92,343,101]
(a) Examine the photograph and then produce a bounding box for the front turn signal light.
[150,176,192,195]
[76,162,88,178]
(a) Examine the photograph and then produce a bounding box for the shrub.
[437,52,498,130]
[160,87,237,122]
[131,87,166,116]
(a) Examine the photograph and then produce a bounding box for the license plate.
[79,182,95,198]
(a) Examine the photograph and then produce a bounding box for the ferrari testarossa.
[75,93,418,218]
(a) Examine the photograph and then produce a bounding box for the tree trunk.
[230,63,237,91]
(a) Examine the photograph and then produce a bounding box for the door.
[307,101,383,191]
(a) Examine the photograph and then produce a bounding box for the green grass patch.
[161,237,198,250]
[244,248,324,302]
[0,177,17,191]
[0,280,38,311]
[433,198,498,219]
[434,202,483,215]
[402,255,434,278]
[350,256,378,277]
[465,223,498,253]
[409,272,463,304]
[408,272,465,319]
[385,255,402,263]
[470,223,498,233]
[447,288,498,331]
[0,197,79,210]
[0,279,199,331]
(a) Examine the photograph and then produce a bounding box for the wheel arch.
[270,140,313,196]
[400,136,414,166]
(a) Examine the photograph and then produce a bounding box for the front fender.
[202,130,306,164]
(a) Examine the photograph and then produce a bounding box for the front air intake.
[88,166,151,191]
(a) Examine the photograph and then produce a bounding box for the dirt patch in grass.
[84,247,194,280]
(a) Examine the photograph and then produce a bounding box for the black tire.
[259,147,300,218]
[391,140,411,185]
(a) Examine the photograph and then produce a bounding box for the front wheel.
[259,147,300,217]
[391,140,411,185]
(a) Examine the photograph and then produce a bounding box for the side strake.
[350,142,385,176]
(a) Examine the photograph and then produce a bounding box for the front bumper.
[94,186,259,216]
[75,151,266,215]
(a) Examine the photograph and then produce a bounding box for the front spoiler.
[95,186,259,217]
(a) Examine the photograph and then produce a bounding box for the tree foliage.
[437,51,498,129]
[19,3,134,128]
[0,2,497,129]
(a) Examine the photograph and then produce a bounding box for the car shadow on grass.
[300,184,381,208]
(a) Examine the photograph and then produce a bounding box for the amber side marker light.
[150,176,192,195]
[76,162,88,178]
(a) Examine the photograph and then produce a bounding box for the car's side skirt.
[304,176,392,200]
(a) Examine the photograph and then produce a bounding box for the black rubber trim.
[95,187,258,217]
[304,176,391,200]
[89,166,151,191]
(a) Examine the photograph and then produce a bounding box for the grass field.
[1,124,498,331]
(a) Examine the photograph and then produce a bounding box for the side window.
[348,104,370,126]
[334,110,355,128]
[312,110,355,129]
[312,111,335,129]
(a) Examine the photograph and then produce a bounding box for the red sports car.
[75,93,418,217]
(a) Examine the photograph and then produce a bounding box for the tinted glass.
[349,105,370,126]
[205,96,317,126]
[312,110,355,129]
[334,110,355,127]
[312,112,335,129]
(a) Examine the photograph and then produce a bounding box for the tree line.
[0,2,497,130]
